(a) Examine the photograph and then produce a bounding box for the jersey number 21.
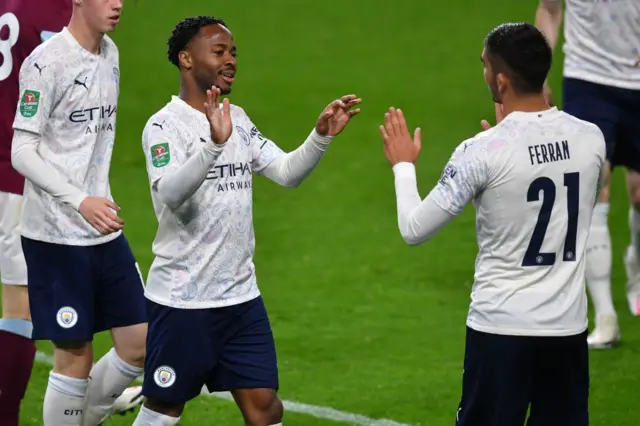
[523,172,579,267]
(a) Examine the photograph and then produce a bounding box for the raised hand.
[204,86,232,144]
[379,107,421,166]
[315,94,361,137]
[79,196,124,235]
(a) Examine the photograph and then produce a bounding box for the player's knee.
[143,397,185,418]
[111,322,147,367]
[52,341,94,378]
[1,285,31,321]
[242,393,283,426]
[629,188,640,212]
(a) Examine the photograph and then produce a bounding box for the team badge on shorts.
[56,307,78,328]
[153,366,176,388]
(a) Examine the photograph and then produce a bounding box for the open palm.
[204,86,232,144]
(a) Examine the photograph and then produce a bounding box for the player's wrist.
[202,139,226,154]
[392,162,416,176]
[70,193,90,211]
[310,127,333,145]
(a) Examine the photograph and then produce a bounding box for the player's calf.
[43,341,94,426]
[82,324,147,425]
[233,388,284,426]
[625,170,640,315]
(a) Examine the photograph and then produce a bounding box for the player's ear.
[496,72,508,94]
[178,51,192,70]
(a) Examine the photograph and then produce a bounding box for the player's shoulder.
[450,127,503,160]
[142,101,186,138]
[558,111,604,138]
[101,34,119,59]
[229,103,249,121]
[19,32,67,77]
[556,111,606,155]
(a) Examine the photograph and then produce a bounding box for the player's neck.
[179,83,207,115]
[501,94,551,116]
[67,16,104,55]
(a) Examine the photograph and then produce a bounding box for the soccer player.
[380,23,604,426]
[132,16,360,426]
[535,0,640,348]
[0,3,71,424]
[9,0,146,425]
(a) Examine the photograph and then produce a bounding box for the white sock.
[82,348,144,426]
[44,371,88,426]
[270,423,283,425]
[629,207,640,262]
[586,203,616,317]
[132,405,180,426]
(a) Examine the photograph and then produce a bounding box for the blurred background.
[18,0,640,424]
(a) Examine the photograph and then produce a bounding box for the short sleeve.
[142,119,188,184]
[12,52,58,135]
[240,111,285,173]
[428,139,489,216]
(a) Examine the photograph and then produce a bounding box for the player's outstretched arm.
[258,95,361,187]
[380,108,487,245]
[144,88,229,210]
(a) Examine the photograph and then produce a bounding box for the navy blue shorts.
[455,327,589,426]
[142,296,279,403]
[21,234,147,342]
[563,77,640,171]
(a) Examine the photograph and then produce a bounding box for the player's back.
[563,0,640,89]
[0,0,71,194]
[467,107,605,337]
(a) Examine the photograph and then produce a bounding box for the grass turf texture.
[5,0,639,424]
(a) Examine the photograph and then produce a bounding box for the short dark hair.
[167,16,228,68]
[484,22,552,94]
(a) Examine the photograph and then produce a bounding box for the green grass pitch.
[7,0,640,424]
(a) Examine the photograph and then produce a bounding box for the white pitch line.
[35,351,412,426]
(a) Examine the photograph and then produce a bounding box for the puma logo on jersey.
[34,63,46,75]
[74,77,89,91]
[152,121,165,130]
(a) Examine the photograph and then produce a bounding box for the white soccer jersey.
[12,28,121,246]
[142,96,284,309]
[430,108,605,336]
[563,0,640,90]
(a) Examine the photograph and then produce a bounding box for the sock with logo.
[132,405,180,426]
[82,347,143,426]
[0,319,36,426]
[586,203,616,317]
[43,371,87,426]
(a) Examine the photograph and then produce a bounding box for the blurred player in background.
[0,3,71,425]
[381,23,604,426]
[10,0,145,425]
[132,16,360,426]
[535,0,640,349]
